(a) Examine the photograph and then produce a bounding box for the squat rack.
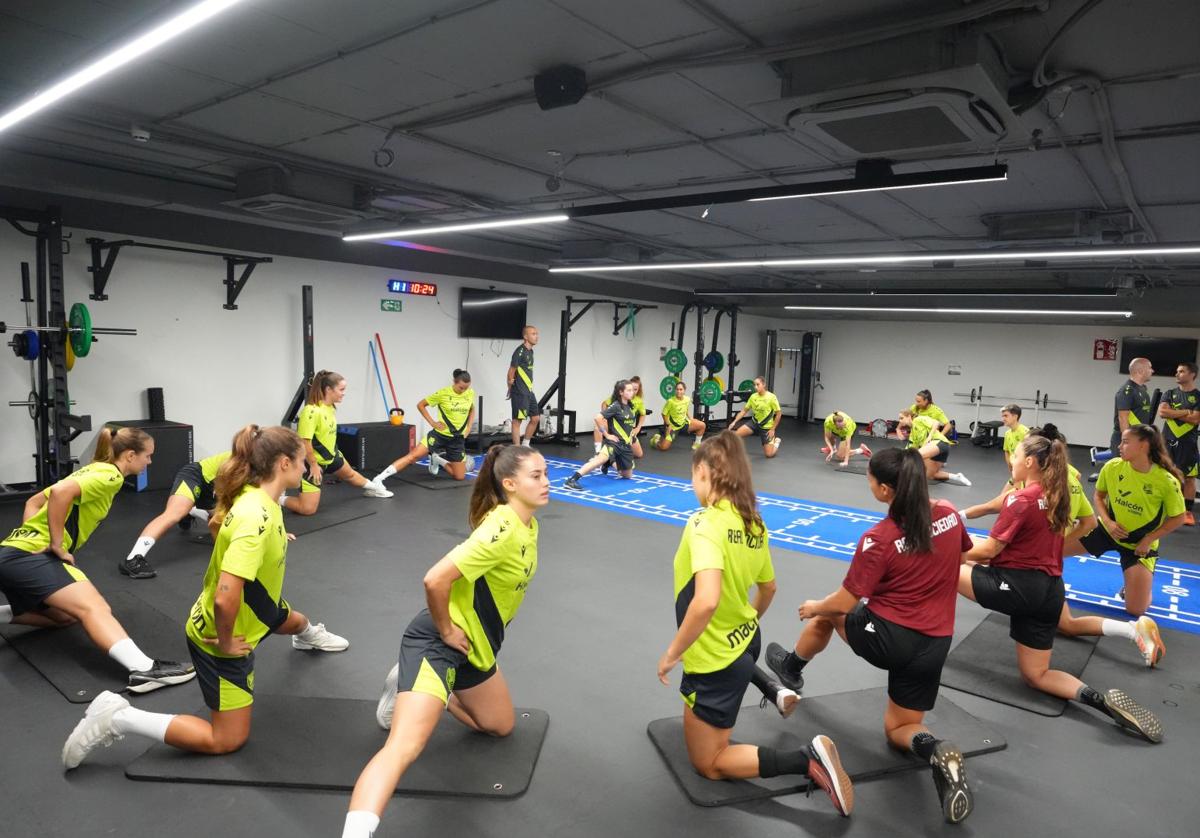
[674,302,741,426]
[538,296,657,446]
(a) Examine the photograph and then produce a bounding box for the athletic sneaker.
[820,445,831,454]
[118,554,156,579]
[858,443,873,457]
[1089,446,1101,466]
[770,437,782,451]
[1100,688,1163,743]
[190,507,210,522]
[759,686,800,719]
[427,455,441,477]
[375,663,400,730]
[292,623,350,652]
[649,433,662,448]
[930,740,973,824]
[463,455,477,473]
[127,660,196,693]
[807,735,853,816]
[177,514,193,532]
[691,439,701,451]
[764,641,804,693]
[363,481,393,498]
[600,460,610,476]
[563,476,584,491]
[62,690,128,769]
[946,472,972,487]
[1133,616,1165,667]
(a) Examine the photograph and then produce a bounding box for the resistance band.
[374,332,400,412]
[368,341,389,419]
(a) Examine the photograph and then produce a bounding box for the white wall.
[0,223,767,481]
[761,317,1198,448]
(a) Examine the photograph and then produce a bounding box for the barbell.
[2,302,136,361]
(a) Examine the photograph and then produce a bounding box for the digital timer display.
[387,279,437,296]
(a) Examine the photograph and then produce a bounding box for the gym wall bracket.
[86,238,273,309]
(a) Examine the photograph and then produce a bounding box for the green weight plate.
[737,379,755,392]
[703,351,724,373]
[698,378,722,407]
[663,348,687,374]
[69,302,93,358]
[659,375,679,400]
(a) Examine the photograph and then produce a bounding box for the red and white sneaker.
[806,735,853,816]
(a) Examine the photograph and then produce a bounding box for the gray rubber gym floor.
[3,421,1197,836]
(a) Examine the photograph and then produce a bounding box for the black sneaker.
[128,660,196,694]
[930,740,973,824]
[177,515,193,532]
[563,476,584,492]
[118,555,156,579]
[1100,688,1163,743]
[765,641,804,693]
[600,461,610,476]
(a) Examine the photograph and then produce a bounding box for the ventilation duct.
[762,29,1021,156]
[223,168,376,225]
[982,209,1139,242]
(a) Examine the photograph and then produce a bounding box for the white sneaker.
[189,507,210,522]
[427,453,444,476]
[947,472,972,487]
[363,481,393,498]
[292,622,350,652]
[775,687,800,718]
[62,690,127,769]
[1133,616,1165,667]
[376,663,399,730]
[771,437,782,451]
[692,438,702,450]
[463,455,477,473]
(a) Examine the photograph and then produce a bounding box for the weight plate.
[663,348,687,374]
[69,302,93,357]
[703,351,725,373]
[737,379,755,392]
[65,337,76,370]
[22,329,40,361]
[870,418,888,437]
[698,378,722,407]
[26,389,37,421]
[659,375,680,400]
[712,375,724,393]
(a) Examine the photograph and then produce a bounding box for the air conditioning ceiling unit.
[223,168,377,225]
[762,29,1023,157]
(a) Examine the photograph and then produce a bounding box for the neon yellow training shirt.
[824,412,854,439]
[1003,423,1029,456]
[198,451,232,483]
[907,415,949,449]
[673,500,774,674]
[663,395,691,429]
[426,386,475,437]
[746,391,781,428]
[296,402,339,465]
[910,402,949,426]
[1095,458,1185,551]
[446,504,538,672]
[2,462,124,554]
[186,485,290,656]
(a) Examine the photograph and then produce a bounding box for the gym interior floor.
[3,420,1197,836]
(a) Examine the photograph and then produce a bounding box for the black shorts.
[1079,525,1157,573]
[844,603,951,712]
[971,565,1065,650]
[187,637,255,711]
[171,462,216,509]
[425,431,466,463]
[743,417,774,445]
[679,632,760,729]
[397,610,496,705]
[930,440,951,463]
[511,391,540,421]
[602,441,635,472]
[0,545,89,616]
[301,455,346,494]
[1165,434,1198,478]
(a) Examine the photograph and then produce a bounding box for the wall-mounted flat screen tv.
[458,288,528,339]
[1119,337,1199,375]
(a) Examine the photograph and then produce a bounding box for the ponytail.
[1019,436,1073,534]
[213,424,304,522]
[1126,424,1185,485]
[868,448,932,554]
[307,370,344,405]
[692,431,765,536]
[94,426,152,464]
[468,444,540,529]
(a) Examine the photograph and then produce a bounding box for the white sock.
[593,441,601,453]
[127,536,155,560]
[1101,619,1137,640]
[278,492,289,506]
[112,706,173,742]
[188,507,209,522]
[521,439,531,447]
[0,604,12,624]
[295,620,319,642]
[108,638,155,673]
[376,465,397,482]
[342,810,380,838]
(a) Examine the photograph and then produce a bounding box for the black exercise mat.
[127,695,549,797]
[392,468,474,490]
[647,687,1004,806]
[941,612,1098,716]
[0,590,188,704]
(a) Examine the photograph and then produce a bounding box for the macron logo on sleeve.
[862,537,875,551]
[999,582,1011,591]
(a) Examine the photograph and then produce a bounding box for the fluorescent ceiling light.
[344,213,569,241]
[695,290,1120,298]
[747,171,1006,202]
[0,0,247,134]
[550,244,1200,273]
[783,305,1132,318]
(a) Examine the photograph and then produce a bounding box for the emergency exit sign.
[380,299,402,312]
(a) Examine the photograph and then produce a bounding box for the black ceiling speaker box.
[534,65,588,111]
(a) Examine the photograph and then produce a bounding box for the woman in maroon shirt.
[765,448,974,824]
[959,435,1162,743]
